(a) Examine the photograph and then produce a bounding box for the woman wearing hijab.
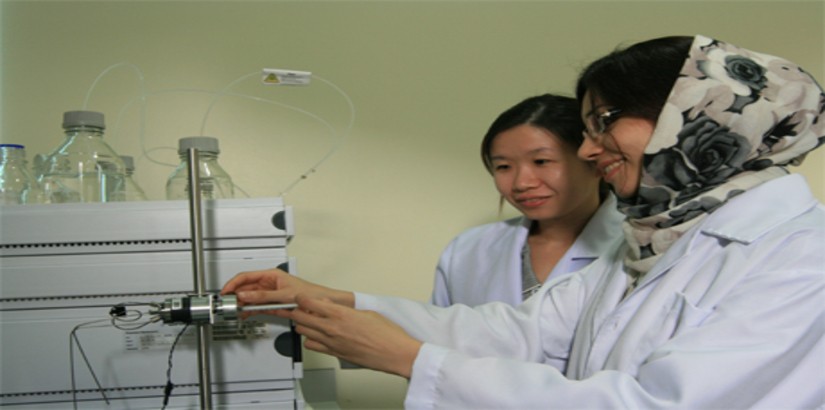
[223,35,824,408]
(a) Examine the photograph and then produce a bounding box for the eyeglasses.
[583,108,623,143]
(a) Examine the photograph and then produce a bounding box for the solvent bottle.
[39,111,126,203]
[111,155,148,201]
[0,144,44,205]
[165,136,234,200]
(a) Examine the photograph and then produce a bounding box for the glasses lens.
[585,111,606,138]
[584,109,621,142]
[597,113,610,134]
[596,109,621,134]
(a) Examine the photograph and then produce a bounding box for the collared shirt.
[359,174,825,409]
[431,194,625,307]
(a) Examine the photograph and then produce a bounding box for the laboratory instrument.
[0,195,302,409]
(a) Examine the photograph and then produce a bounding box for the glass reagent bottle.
[39,111,126,203]
[0,144,44,205]
[166,136,234,200]
[112,155,148,201]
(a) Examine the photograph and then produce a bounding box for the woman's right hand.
[289,295,421,378]
[220,268,355,316]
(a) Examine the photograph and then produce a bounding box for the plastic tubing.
[83,62,151,163]
[278,73,355,196]
[196,71,356,196]
[83,64,356,197]
[82,62,162,167]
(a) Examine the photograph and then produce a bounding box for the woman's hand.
[220,268,355,317]
[289,295,422,379]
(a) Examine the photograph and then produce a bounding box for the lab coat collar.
[523,194,625,261]
[696,174,819,245]
[633,174,817,291]
[571,194,625,260]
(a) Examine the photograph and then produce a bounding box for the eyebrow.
[490,147,558,161]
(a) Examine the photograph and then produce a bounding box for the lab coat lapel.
[565,240,628,379]
[577,234,694,378]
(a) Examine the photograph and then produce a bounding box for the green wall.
[2,1,823,408]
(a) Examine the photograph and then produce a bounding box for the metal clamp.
[150,294,239,324]
[149,294,297,325]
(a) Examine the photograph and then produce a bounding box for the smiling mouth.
[516,197,548,208]
[601,160,624,179]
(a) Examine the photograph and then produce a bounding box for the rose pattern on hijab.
[645,112,752,207]
[716,54,768,113]
[619,35,825,275]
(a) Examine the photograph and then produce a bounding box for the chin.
[523,210,556,221]
[609,181,638,200]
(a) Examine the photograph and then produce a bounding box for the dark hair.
[575,36,694,122]
[480,94,584,174]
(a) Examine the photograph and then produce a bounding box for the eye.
[534,159,552,166]
[493,163,510,172]
[596,108,623,133]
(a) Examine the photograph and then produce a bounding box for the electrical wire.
[108,302,160,330]
[69,304,163,409]
[161,323,191,410]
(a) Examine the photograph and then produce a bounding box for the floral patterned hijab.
[621,35,825,276]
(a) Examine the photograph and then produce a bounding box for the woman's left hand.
[288,295,422,379]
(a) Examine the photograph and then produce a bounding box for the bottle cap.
[63,111,105,130]
[0,144,25,149]
[178,136,220,155]
[120,155,135,172]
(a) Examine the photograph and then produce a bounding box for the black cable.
[161,323,190,410]
[111,308,161,331]
[70,306,159,409]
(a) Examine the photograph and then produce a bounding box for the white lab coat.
[431,195,625,306]
[356,174,825,409]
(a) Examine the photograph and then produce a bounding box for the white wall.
[2,1,823,408]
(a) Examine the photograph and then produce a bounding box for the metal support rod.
[188,148,207,296]
[237,303,298,312]
[187,148,213,410]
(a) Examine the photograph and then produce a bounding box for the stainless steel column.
[187,148,213,409]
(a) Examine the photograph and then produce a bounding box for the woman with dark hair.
[223,35,824,408]
[431,94,623,307]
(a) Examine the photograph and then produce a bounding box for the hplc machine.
[0,196,303,409]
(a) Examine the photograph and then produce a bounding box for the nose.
[578,134,603,162]
[513,166,539,191]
